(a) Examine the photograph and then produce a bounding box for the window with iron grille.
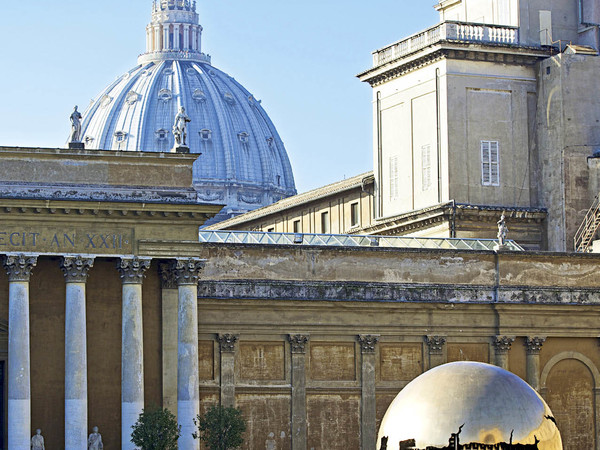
[481,140,500,186]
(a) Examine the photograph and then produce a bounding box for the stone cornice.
[358,43,551,87]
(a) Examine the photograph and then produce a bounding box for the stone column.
[173,24,180,50]
[525,336,545,391]
[3,254,37,450]
[426,335,446,369]
[183,25,190,50]
[358,335,379,450]
[61,256,94,450]
[173,258,205,450]
[289,334,309,450]
[154,25,161,51]
[117,257,151,450]
[218,334,238,408]
[493,336,515,370]
[159,263,178,416]
[191,27,197,51]
[163,25,170,50]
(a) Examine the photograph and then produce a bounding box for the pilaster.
[218,334,238,408]
[493,336,515,370]
[426,335,446,368]
[358,335,379,450]
[159,262,179,416]
[525,336,545,391]
[289,334,309,450]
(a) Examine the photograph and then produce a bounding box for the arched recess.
[540,351,600,450]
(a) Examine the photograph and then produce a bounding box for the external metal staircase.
[574,194,600,252]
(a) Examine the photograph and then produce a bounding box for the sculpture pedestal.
[494,243,509,251]
[68,142,85,150]
[173,146,190,154]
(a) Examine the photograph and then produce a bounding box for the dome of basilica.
[78,0,296,221]
[377,362,562,450]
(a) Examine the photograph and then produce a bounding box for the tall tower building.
[79,0,297,222]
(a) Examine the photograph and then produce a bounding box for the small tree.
[131,406,181,450]
[193,405,246,450]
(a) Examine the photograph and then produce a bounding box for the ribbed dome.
[378,362,562,450]
[78,0,296,220]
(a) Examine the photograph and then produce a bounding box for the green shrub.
[193,405,246,450]
[131,406,181,450]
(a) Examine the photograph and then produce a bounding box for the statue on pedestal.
[31,429,45,450]
[70,106,83,143]
[88,426,103,449]
[173,106,191,148]
[497,213,508,247]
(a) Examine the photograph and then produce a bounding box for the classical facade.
[78,0,296,222]
[0,146,600,450]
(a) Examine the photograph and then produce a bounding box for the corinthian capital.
[3,254,38,282]
[493,336,515,354]
[117,257,152,284]
[172,258,206,286]
[426,335,446,355]
[289,334,310,354]
[358,335,380,354]
[525,336,546,355]
[61,256,94,283]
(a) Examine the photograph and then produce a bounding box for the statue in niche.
[88,426,104,449]
[173,106,191,146]
[70,105,83,143]
[497,213,509,247]
[31,429,45,450]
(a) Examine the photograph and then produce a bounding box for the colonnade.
[146,23,202,53]
[2,254,204,450]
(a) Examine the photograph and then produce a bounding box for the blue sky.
[0,0,438,193]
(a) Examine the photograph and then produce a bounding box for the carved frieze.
[525,336,546,355]
[61,256,94,283]
[358,335,380,354]
[426,335,446,355]
[3,254,38,282]
[493,336,515,354]
[289,334,310,354]
[117,257,151,284]
[218,334,238,353]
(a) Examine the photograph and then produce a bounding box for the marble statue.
[31,429,45,450]
[497,214,508,247]
[70,106,83,143]
[88,426,103,449]
[173,106,191,146]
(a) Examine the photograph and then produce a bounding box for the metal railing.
[373,21,520,66]
[574,194,600,252]
[199,230,524,251]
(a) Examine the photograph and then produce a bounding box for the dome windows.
[163,68,174,76]
[192,89,206,103]
[199,129,212,141]
[224,92,236,106]
[126,91,139,106]
[158,88,173,102]
[155,129,169,141]
[238,132,249,144]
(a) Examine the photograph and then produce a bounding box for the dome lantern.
[140,0,210,65]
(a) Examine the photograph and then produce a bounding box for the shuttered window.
[481,140,500,186]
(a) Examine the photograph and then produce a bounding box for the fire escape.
[574,195,600,252]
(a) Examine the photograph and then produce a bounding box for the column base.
[65,398,87,449]
[8,398,30,449]
[178,400,200,450]
[122,401,144,450]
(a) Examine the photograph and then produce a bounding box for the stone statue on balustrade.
[494,213,509,251]
[70,106,83,143]
[31,429,45,450]
[172,106,191,151]
[88,426,104,449]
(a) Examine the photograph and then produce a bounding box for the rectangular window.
[421,144,432,191]
[321,211,330,234]
[389,156,399,200]
[481,140,500,186]
[350,202,359,227]
[293,219,301,234]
